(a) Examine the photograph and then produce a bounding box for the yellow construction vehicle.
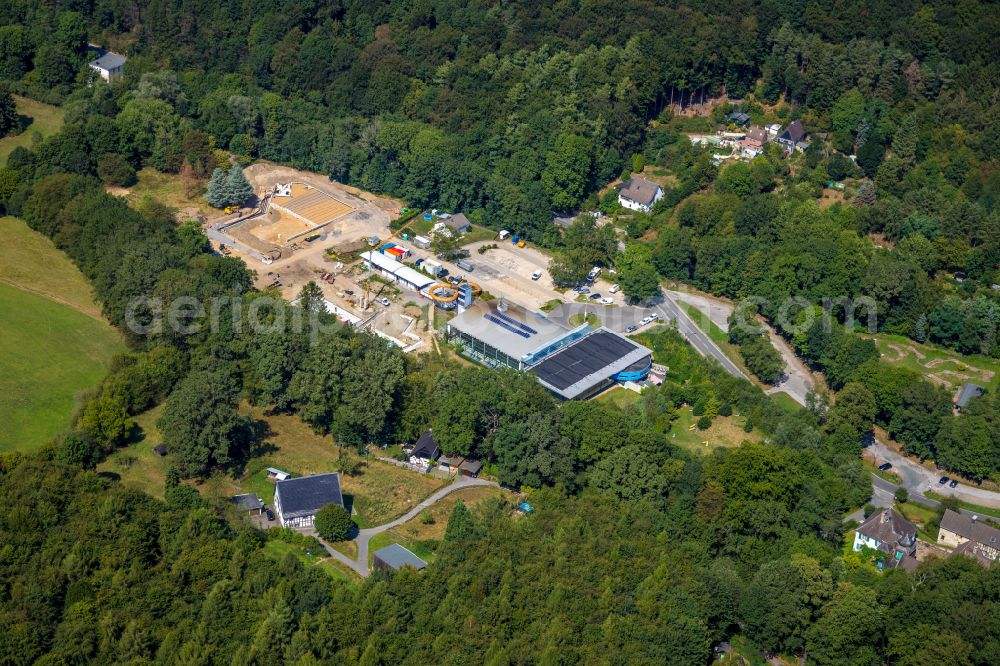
[224,205,239,214]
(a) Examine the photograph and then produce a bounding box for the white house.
[617,177,663,213]
[853,508,918,571]
[88,51,127,81]
[274,473,344,528]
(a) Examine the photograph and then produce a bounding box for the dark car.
[625,325,638,333]
[265,508,275,521]
[878,462,892,472]
[574,285,589,293]
[949,479,959,488]
[589,293,602,300]
[939,476,950,485]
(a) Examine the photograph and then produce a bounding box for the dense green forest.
[1,1,1000,662]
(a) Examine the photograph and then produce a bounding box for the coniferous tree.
[205,167,228,208]
[225,164,254,207]
[0,88,16,137]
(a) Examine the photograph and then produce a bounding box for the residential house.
[938,510,1000,566]
[618,177,663,212]
[954,382,985,411]
[445,213,471,234]
[88,50,127,81]
[727,111,750,126]
[853,508,918,570]
[231,493,265,516]
[739,126,768,156]
[409,431,441,467]
[372,543,427,572]
[776,120,806,150]
[273,472,344,528]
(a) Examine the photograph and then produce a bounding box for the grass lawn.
[769,391,803,415]
[0,216,104,318]
[115,167,217,219]
[863,458,902,485]
[677,302,757,381]
[594,386,642,409]
[568,312,601,328]
[462,224,501,244]
[0,283,123,452]
[669,406,761,455]
[924,492,1000,520]
[867,332,1000,392]
[0,96,65,164]
[103,404,450,527]
[97,405,170,498]
[368,485,509,567]
[262,539,360,586]
[895,500,940,542]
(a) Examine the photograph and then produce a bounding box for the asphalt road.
[869,440,1000,509]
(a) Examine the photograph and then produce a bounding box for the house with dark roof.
[459,459,483,477]
[776,120,806,150]
[727,111,750,126]
[938,510,1000,566]
[853,508,918,570]
[231,493,265,516]
[409,431,441,466]
[617,177,663,213]
[372,543,427,572]
[88,49,127,81]
[444,213,471,234]
[274,473,344,528]
[954,382,985,411]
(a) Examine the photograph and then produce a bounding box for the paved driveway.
[314,476,499,577]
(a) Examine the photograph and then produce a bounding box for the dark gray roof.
[618,177,661,206]
[275,473,343,518]
[728,111,750,124]
[90,52,127,70]
[779,120,806,144]
[532,328,652,399]
[231,493,264,511]
[374,543,426,570]
[940,510,1000,547]
[955,383,985,408]
[953,539,995,567]
[445,213,471,231]
[857,508,916,555]
[412,431,440,459]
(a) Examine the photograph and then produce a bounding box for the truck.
[456,259,474,272]
[413,235,432,249]
[423,259,444,277]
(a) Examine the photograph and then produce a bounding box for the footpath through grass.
[0,96,65,164]
[868,332,1000,392]
[0,283,123,451]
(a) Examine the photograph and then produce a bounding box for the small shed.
[438,454,464,474]
[267,467,291,481]
[372,543,427,572]
[231,493,265,516]
[955,383,986,411]
[727,111,750,126]
[459,459,483,478]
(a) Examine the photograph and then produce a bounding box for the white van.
[609,284,620,293]
[587,266,601,281]
[531,270,542,281]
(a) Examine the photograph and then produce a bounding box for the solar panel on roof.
[491,310,538,335]
[484,314,530,338]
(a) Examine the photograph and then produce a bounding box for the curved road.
[316,476,499,577]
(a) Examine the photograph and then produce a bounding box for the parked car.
[625,325,638,333]
[574,285,589,293]
[649,313,659,320]
[939,476,950,485]
[949,479,959,488]
[587,266,601,281]
[878,462,892,472]
[265,508,275,521]
[448,275,463,284]
[531,270,542,280]
[639,316,653,325]
[589,293,602,300]
[379,297,391,306]
[609,284,620,293]
[599,297,613,305]
[456,259,474,271]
